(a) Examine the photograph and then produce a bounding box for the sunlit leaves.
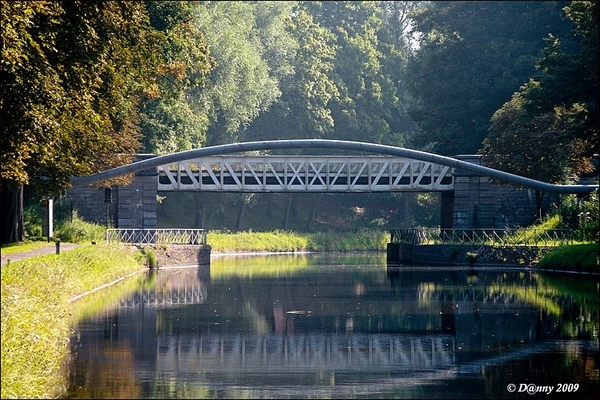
[138,2,214,154]
[1,1,163,193]
[191,1,286,145]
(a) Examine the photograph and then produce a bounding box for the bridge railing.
[390,228,575,246]
[106,228,207,245]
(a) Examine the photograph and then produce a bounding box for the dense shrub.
[23,205,43,240]
[53,213,106,243]
[537,243,599,273]
[555,189,599,242]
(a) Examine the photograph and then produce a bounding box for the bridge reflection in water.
[119,285,208,308]
[66,253,600,399]
[156,333,455,373]
[113,266,456,374]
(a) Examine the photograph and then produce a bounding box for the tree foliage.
[404,1,572,155]
[1,1,160,192]
[0,0,212,243]
[481,1,598,182]
[240,5,339,142]
[241,1,419,148]
[138,1,214,154]
[192,1,293,146]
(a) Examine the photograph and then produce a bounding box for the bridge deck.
[156,333,455,372]
[157,155,454,192]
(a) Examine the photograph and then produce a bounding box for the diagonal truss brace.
[157,156,454,192]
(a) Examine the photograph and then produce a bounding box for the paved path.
[1,243,79,266]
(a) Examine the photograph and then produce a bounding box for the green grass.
[1,243,145,399]
[1,240,53,255]
[537,243,599,273]
[207,229,388,253]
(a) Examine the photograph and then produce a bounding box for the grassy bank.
[1,243,146,399]
[1,228,596,398]
[536,243,599,273]
[207,229,389,252]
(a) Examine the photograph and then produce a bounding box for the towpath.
[1,243,79,266]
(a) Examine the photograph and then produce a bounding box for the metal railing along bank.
[390,228,575,246]
[106,228,207,245]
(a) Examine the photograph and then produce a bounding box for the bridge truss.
[156,332,455,372]
[157,156,454,192]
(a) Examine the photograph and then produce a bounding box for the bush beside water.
[537,243,599,273]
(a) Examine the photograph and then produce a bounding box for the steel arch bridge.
[68,139,598,231]
[70,139,598,194]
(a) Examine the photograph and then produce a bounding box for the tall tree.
[139,1,215,154]
[240,5,339,141]
[480,0,598,219]
[243,1,422,146]
[191,1,291,146]
[529,1,599,157]
[0,1,172,243]
[305,1,403,145]
[404,1,572,155]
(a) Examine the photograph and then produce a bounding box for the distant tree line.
[1,1,597,243]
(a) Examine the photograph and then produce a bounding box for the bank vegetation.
[1,244,146,398]
[2,186,598,398]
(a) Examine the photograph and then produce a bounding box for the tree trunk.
[305,193,324,231]
[282,193,294,230]
[0,179,25,244]
[535,190,544,222]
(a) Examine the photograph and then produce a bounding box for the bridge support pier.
[150,244,211,267]
[440,191,454,230]
[67,155,158,229]
[387,243,413,264]
[452,155,559,229]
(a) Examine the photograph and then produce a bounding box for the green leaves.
[0,1,217,192]
[481,1,598,185]
[405,1,571,155]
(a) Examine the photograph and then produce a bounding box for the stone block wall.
[452,155,559,229]
[66,185,117,226]
[113,172,158,229]
[390,244,554,267]
[67,167,157,229]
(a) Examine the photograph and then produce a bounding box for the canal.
[64,252,599,399]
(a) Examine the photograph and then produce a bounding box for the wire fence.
[390,228,575,246]
[106,229,207,245]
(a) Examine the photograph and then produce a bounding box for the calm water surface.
[65,252,599,399]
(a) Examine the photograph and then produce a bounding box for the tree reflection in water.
[66,253,599,399]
